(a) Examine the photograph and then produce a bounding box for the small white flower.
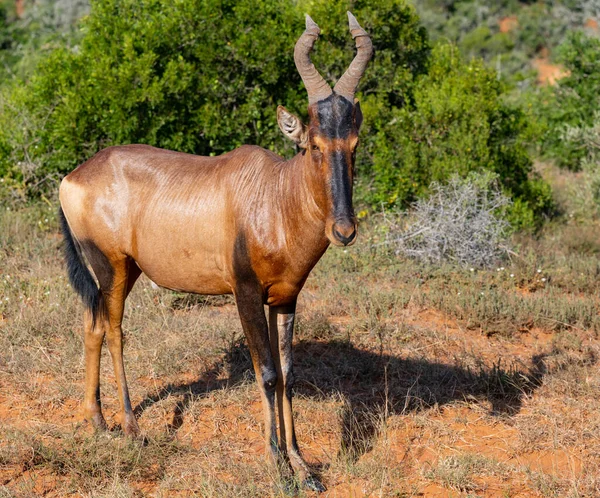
[537,269,542,273]
[343,249,348,254]
[497,268,501,272]
[500,267,505,271]
[510,274,514,278]
[541,278,546,282]
[470,268,474,272]
[480,292,484,296]
[457,292,461,295]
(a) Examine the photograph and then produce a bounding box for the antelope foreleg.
[269,304,326,492]
[235,287,279,466]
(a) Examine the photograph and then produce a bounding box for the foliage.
[0,0,88,80]
[411,1,600,181]
[559,111,600,216]
[538,31,600,170]
[0,0,428,195]
[0,0,551,228]
[387,173,512,268]
[363,43,552,227]
[413,0,595,85]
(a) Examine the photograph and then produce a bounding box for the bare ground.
[1,174,600,496]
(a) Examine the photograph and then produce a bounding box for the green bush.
[538,31,600,170]
[414,0,590,87]
[0,0,428,191]
[0,0,550,228]
[362,43,552,228]
[0,0,88,81]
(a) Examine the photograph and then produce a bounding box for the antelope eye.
[311,144,320,152]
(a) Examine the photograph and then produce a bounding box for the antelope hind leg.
[82,307,108,431]
[103,257,141,436]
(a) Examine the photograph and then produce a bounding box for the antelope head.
[277,12,373,247]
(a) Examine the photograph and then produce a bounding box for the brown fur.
[61,143,335,302]
[59,14,371,490]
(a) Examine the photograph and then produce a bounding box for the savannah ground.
[1,165,599,497]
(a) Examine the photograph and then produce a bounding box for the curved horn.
[294,14,332,104]
[333,12,373,101]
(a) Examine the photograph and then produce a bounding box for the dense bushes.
[0,0,88,80]
[415,0,593,85]
[0,0,552,227]
[0,0,428,189]
[362,43,552,227]
[537,31,600,170]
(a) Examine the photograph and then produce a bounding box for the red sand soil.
[499,16,519,34]
[0,302,593,496]
[584,18,599,32]
[532,56,569,86]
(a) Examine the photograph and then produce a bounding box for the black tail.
[59,207,103,325]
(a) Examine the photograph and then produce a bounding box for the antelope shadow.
[133,334,546,462]
[293,339,545,461]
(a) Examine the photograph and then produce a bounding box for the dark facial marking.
[316,94,355,139]
[329,150,354,221]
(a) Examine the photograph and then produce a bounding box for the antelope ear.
[277,106,308,148]
[354,99,363,131]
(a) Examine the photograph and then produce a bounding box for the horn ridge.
[333,12,373,101]
[294,14,333,105]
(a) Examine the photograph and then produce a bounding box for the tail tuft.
[59,207,104,325]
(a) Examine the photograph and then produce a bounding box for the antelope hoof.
[86,411,108,432]
[83,407,108,431]
[119,413,141,437]
[123,418,141,438]
[303,475,326,493]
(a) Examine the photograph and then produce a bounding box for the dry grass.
[1,172,600,496]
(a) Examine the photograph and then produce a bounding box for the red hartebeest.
[59,12,372,490]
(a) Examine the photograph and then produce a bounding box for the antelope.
[59,12,372,490]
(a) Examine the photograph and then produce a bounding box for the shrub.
[387,172,512,268]
[414,0,582,84]
[538,31,600,170]
[0,0,428,194]
[560,111,600,217]
[0,0,88,80]
[0,0,551,228]
[363,43,552,228]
